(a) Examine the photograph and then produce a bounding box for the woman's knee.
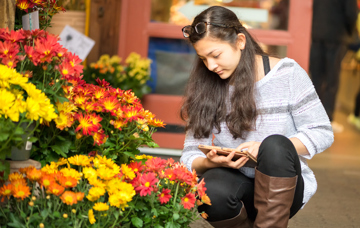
[257,135,298,177]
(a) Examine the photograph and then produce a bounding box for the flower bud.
[32,196,36,201]
[46,195,50,200]
[39,223,44,228]
[29,201,34,207]
[72,209,76,214]
[63,213,68,218]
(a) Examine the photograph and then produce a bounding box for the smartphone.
[198,144,257,167]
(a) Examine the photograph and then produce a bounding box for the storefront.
[118,0,313,149]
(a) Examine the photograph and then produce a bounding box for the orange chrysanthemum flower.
[47,183,65,196]
[39,174,55,189]
[75,192,85,201]
[0,184,13,198]
[60,191,78,205]
[26,168,43,181]
[58,175,78,188]
[10,178,27,187]
[12,184,31,200]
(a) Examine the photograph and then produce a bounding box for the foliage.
[83,53,152,99]
[0,28,83,107]
[32,77,165,166]
[14,0,65,30]
[0,65,58,180]
[0,155,211,228]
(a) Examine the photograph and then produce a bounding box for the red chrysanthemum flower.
[75,113,99,135]
[16,0,34,12]
[181,193,196,209]
[128,161,144,173]
[196,178,207,198]
[134,173,158,196]
[157,188,172,204]
[145,157,167,173]
[172,166,193,185]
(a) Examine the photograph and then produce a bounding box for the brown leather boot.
[254,168,297,228]
[209,201,254,228]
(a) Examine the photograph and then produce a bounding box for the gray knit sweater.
[180,57,334,206]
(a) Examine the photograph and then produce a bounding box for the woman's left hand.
[236,141,261,158]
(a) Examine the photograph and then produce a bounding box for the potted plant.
[0,64,58,180]
[0,155,211,227]
[32,76,165,166]
[14,0,65,30]
[83,53,152,99]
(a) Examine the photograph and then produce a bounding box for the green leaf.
[146,142,159,148]
[0,132,10,141]
[50,145,67,157]
[53,211,61,218]
[131,217,143,228]
[28,137,38,143]
[41,208,49,218]
[173,213,180,221]
[7,213,26,228]
[154,225,164,228]
[151,208,158,217]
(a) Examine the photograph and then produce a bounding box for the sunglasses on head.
[182,21,236,38]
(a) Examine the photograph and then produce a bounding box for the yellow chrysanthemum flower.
[93,155,116,169]
[97,167,117,181]
[8,172,24,182]
[120,164,135,180]
[68,155,93,167]
[82,167,97,180]
[88,177,106,189]
[57,158,68,166]
[86,187,106,202]
[60,168,81,180]
[88,209,96,224]
[93,202,109,211]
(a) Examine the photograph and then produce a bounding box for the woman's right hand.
[206,149,249,169]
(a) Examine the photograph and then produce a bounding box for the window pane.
[148,38,287,95]
[151,0,289,30]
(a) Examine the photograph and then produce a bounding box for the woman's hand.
[236,141,261,158]
[206,149,250,169]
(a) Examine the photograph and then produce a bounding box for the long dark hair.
[180,6,266,139]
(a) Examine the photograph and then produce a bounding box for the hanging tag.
[25,137,33,150]
[22,11,40,31]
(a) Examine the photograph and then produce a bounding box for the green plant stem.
[0,116,25,152]
[0,205,8,223]
[173,182,180,207]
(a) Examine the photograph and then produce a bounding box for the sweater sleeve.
[180,130,213,172]
[289,61,334,159]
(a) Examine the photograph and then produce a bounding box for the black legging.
[198,135,304,222]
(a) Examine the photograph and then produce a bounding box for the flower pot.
[9,122,35,161]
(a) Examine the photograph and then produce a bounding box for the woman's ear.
[237,33,246,50]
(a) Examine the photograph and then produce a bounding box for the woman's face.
[193,35,244,79]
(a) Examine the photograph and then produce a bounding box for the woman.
[180,6,334,228]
